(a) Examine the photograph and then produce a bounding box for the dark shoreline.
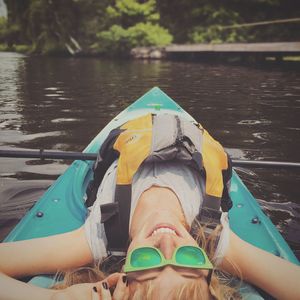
[1,46,300,67]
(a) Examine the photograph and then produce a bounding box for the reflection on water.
[0,52,299,256]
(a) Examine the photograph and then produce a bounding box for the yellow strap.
[113,114,152,185]
[202,130,228,197]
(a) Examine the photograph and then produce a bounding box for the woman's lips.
[147,223,181,238]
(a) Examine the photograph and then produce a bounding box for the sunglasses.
[124,245,213,283]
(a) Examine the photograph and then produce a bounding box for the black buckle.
[200,208,222,224]
[100,203,119,222]
[199,208,222,238]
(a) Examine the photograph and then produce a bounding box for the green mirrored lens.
[176,246,206,266]
[131,247,162,268]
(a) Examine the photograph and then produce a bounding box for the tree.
[3,0,110,54]
[157,0,300,43]
[2,0,300,55]
[91,0,173,56]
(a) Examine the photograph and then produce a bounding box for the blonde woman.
[0,157,300,300]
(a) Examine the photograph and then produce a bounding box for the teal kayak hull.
[3,87,299,296]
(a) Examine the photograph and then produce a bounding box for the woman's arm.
[0,226,94,299]
[0,226,93,277]
[221,230,300,300]
[0,273,128,300]
[0,272,56,300]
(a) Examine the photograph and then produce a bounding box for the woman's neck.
[129,186,188,238]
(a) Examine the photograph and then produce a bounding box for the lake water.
[0,52,299,257]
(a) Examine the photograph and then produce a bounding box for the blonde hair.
[129,275,240,300]
[52,264,106,290]
[52,222,241,299]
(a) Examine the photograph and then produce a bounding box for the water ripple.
[238,119,272,125]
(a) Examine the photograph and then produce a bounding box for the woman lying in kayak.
[0,159,300,300]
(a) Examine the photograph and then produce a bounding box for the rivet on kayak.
[36,211,44,218]
[274,250,281,257]
[237,203,243,208]
[251,217,260,224]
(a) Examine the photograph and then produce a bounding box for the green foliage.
[2,0,300,55]
[0,16,31,52]
[189,6,248,44]
[157,0,300,44]
[13,44,32,53]
[92,0,171,55]
[67,0,110,47]
[192,27,247,44]
[0,17,7,42]
[0,43,9,51]
[92,22,172,56]
[106,0,159,26]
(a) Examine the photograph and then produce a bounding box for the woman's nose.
[156,234,177,259]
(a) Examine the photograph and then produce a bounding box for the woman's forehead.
[128,269,210,299]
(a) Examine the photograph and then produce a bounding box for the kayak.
[3,87,299,298]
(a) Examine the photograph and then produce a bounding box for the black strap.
[86,128,122,207]
[192,171,223,236]
[86,125,132,255]
[100,185,132,254]
[221,155,233,212]
[200,207,222,228]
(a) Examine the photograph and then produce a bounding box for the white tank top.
[84,160,203,260]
